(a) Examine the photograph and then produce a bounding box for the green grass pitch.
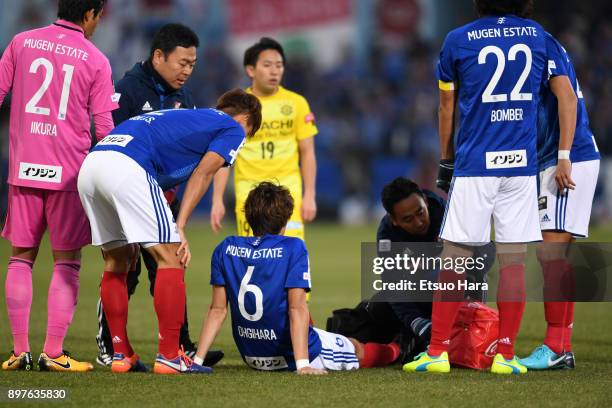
[1,222,611,407]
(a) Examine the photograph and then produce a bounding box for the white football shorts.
[77,150,180,250]
[440,176,542,244]
[310,328,359,371]
[538,159,600,237]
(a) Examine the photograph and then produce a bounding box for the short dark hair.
[243,37,286,67]
[244,182,294,236]
[474,0,533,18]
[149,23,199,59]
[215,89,262,137]
[57,0,106,23]
[381,177,424,215]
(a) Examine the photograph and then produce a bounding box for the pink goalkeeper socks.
[6,257,33,355]
[43,261,80,358]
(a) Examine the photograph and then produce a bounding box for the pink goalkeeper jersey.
[0,20,118,191]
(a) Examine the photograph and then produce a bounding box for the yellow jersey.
[233,86,317,237]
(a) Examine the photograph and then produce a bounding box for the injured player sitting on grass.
[194,182,400,374]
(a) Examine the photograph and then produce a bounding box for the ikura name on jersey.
[30,121,57,136]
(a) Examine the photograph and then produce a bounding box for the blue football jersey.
[210,235,321,371]
[92,109,245,190]
[537,32,600,170]
[436,15,548,176]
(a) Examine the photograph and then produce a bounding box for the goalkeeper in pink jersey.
[0,0,118,372]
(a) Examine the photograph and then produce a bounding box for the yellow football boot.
[38,351,93,372]
[2,351,34,371]
[490,353,527,375]
[402,351,450,373]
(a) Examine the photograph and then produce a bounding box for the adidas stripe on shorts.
[310,328,359,371]
[538,159,600,237]
[77,151,179,250]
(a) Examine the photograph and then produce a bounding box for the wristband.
[296,359,310,370]
[558,150,570,160]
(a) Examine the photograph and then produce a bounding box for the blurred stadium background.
[1,0,610,226]
[0,2,611,405]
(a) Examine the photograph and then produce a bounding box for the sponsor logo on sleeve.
[18,163,62,183]
[227,138,246,166]
[97,134,134,147]
[304,112,315,123]
[547,60,557,78]
[485,150,527,169]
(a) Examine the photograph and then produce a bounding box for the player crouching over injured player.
[77,89,261,374]
[194,182,400,374]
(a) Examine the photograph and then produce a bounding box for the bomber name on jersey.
[491,108,524,122]
[225,245,284,259]
[467,26,538,41]
[23,38,89,61]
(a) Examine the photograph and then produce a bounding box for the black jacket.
[375,189,447,328]
[375,189,493,328]
[112,61,196,126]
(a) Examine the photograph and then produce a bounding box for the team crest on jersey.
[18,163,62,183]
[280,104,293,116]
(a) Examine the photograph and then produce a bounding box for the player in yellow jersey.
[210,37,318,240]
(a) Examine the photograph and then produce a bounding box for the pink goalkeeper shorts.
[2,185,91,250]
